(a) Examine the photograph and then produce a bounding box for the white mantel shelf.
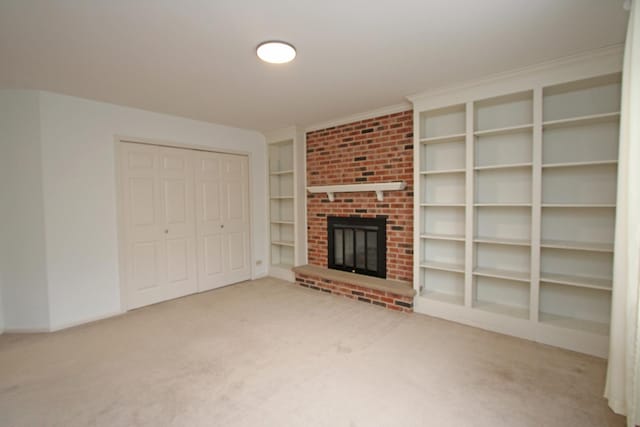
[307,181,406,202]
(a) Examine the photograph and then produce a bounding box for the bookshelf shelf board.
[541,204,616,208]
[474,203,532,207]
[420,133,467,144]
[542,112,620,130]
[540,272,612,291]
[540,239,613,253]
[474,163,532,171]
[542,160,617,169]
[473,267,530,282]
[420,261,465,274]
[420,233,466,242]
[271,240,295,247]
[474,236,531,247]
[473,123,533,137]
[420,169,465,175]
[269,170,294,176]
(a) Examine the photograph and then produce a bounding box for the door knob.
[165,229,169,234]
[221,224,224,229]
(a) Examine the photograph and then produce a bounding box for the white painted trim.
[263,126,298,144]
[116,135,252,157]
[407,44,624,105]
[2,327,50,334]
[49,310,125,332]
[307,181,406,202]
[305,102,412,133]
[413,297,608,357]
[269,266,295,282]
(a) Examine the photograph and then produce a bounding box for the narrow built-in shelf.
[473,267,530,282]
[542,160,618,169]
[420,168,465,175]
[420,260,465,274]
[540,272,612,291]
[269,169,294,176]
[542,111,620,129]
[474,301,529,320]
[307,181,406,202]
[420,233,465,242]
[270,196,294,200]
[473,123,533,137]
[421,203,466,207]
[474,236,531,246]
[271,240,295,247]
[542,203,616,208]
[422,291,465,306]
[271,220,294,225]
[540,239,613,253]
[540,313,609,336]
[474,162,532,171]
[420,133,466,144]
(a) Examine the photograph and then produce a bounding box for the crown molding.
[262,126,300,144]
[304,102,412,133]
[407,44,624,104]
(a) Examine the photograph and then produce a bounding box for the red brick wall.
[306,110,414,282]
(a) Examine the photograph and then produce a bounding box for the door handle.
[165,229,169,234]
[220,224,224,229]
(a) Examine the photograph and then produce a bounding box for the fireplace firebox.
[327,216,386,278]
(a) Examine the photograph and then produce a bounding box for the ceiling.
[0,1,629,132]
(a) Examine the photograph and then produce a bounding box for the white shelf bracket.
[327,192,335,202]
[375,190,384,201]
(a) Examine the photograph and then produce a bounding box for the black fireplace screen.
[327,216,386,278]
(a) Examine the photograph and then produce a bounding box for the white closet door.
[195,151,251,290]
[220,153,251,283]
[121,143,197,309]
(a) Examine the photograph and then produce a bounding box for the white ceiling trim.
[304,102,412,133]
[407,44,624,104]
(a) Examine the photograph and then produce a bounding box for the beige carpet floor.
[0,277,624,427]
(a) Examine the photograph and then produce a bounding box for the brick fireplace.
[294,110,415,312]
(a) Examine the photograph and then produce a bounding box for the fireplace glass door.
[328,216,386,278]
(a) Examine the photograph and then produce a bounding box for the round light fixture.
[256,41,296,64]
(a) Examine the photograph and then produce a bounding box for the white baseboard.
[2,327,50,334]
[49,310,125,332]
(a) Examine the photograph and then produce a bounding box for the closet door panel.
[195,152,227,290]
[220,154,251,281]
[121,143,197,309]
[157,146,197,294]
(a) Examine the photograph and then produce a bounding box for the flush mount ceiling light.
[256,41,296,64]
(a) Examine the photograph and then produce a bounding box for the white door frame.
[114,136,254,312]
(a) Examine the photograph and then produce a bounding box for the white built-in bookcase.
[411,50,622,357]
[266,128,306,281]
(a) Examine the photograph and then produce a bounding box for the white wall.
[0,90,267,331]
[0,90,51,331]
